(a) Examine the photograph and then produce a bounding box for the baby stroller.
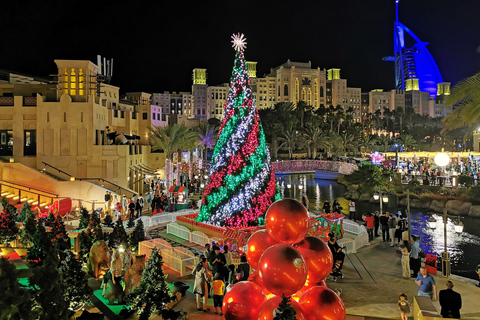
[330,246,346,281]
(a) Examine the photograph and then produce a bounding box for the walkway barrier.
[138,238,198,276]
[343,219,364,235]
[191,230,210,247]
[167,222,191,241]
[337,238,355,254]
[134,208,198,228]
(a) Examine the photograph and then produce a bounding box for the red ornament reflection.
[246,229,279,270]
[294,236,333,283]
[247,270,274,298]
[257,295,307,320]
[265,199,310,244]
[298,286,346,320]
[258,243,307,297]
[222,281,266,320]
[291,276,327,302]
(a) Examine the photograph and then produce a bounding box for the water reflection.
[276,173,480,279]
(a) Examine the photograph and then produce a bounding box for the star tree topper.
[231,33,247,52]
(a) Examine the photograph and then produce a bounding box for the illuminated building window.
[307,89,312,106]
[295,78,299,101]
[301,88,306,102]
[79,69,85,95]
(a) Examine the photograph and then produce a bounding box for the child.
[398,293,411,320]
[211,272,225,315]
[227,264,236,286]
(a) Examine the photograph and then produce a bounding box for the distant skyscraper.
[384,0,443,98]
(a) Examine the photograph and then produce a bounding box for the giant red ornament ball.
[298,286,346,320]
[291,278,327,302]
[294,236,334,283]
[257,295,307,320]
[222,281,266,320]
[258,243,308,297]
[246,229,279,270]
[265,198,310,244]
[247,270,273,297]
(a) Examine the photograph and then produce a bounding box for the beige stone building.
[0,61,167,206]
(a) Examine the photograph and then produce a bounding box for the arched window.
[314,80,318,108]
[301,88,306,102]
[284,84,289,96]
[320,86,324,97]
[307,89,312,106]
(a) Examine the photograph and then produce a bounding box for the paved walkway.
[152,230,480,320]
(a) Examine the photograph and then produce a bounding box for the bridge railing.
[272,160,357,175]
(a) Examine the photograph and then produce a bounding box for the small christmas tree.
[29,248,71,319]
[45,212,56,227]
[196,34,280,227]
[17,202,33,223]
[27,222,53,266]
[78,231,93,263]
[126,247,181,320]
[59,250,92,312]
[79,207,90,229]
[19,213,37,247]
[127,212,136,228]
[273,295,297,320]
[93,225,104,242]
[129,219,145,252]
[109,218,128,249]
[0,208,19,245]
[0,257,35,320]
[103,214,114,227]
[88,210,101,231]
[51,215,71,259]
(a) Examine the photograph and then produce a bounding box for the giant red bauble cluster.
[222,198,346,320]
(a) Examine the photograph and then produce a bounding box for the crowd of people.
[191,243,250,315]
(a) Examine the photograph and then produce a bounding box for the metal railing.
[0,180,59,206]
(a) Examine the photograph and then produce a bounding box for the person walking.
[104,191,111,215]
[374,211,380,237]
[128,198,135,219]
[192,257,211,312]
[388,214,397,247]
[362,213,374,243]
[397,293,411,320]
[439,280,462,318]
[410,235,421,277]
[415,267,437,300]
[401,245,410,279]
[135,198,142,219]
[379,212,390,241]
[323,200,331,214]
[396,214,407,244]
[236,255,250,281]
[209,246,227,281]
[211,273,225,316]
[348,200,356,221]
[332,200,341,213]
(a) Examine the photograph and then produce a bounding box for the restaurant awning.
[168,186,185,193]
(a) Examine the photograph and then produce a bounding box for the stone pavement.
[154,231,480,320]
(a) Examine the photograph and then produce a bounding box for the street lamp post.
[441,208,451,279]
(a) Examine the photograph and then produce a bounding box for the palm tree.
[397,134,418,152]
[303,124,324,159]
[278,125,299,159]
[148,124,199,160]
[443,71,480,132]
[358,134,377,154]
[334,133,357,156]
[375,134,392,153]
[196,122,217,164]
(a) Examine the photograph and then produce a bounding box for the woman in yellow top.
[211,273,225,316]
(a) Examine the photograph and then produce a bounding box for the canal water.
[276,173,480,280]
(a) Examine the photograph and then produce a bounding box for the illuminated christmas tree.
[197,33,280,227]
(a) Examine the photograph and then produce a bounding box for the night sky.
[1,0,479,94]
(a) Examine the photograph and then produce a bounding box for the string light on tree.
[196,33,281,227]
